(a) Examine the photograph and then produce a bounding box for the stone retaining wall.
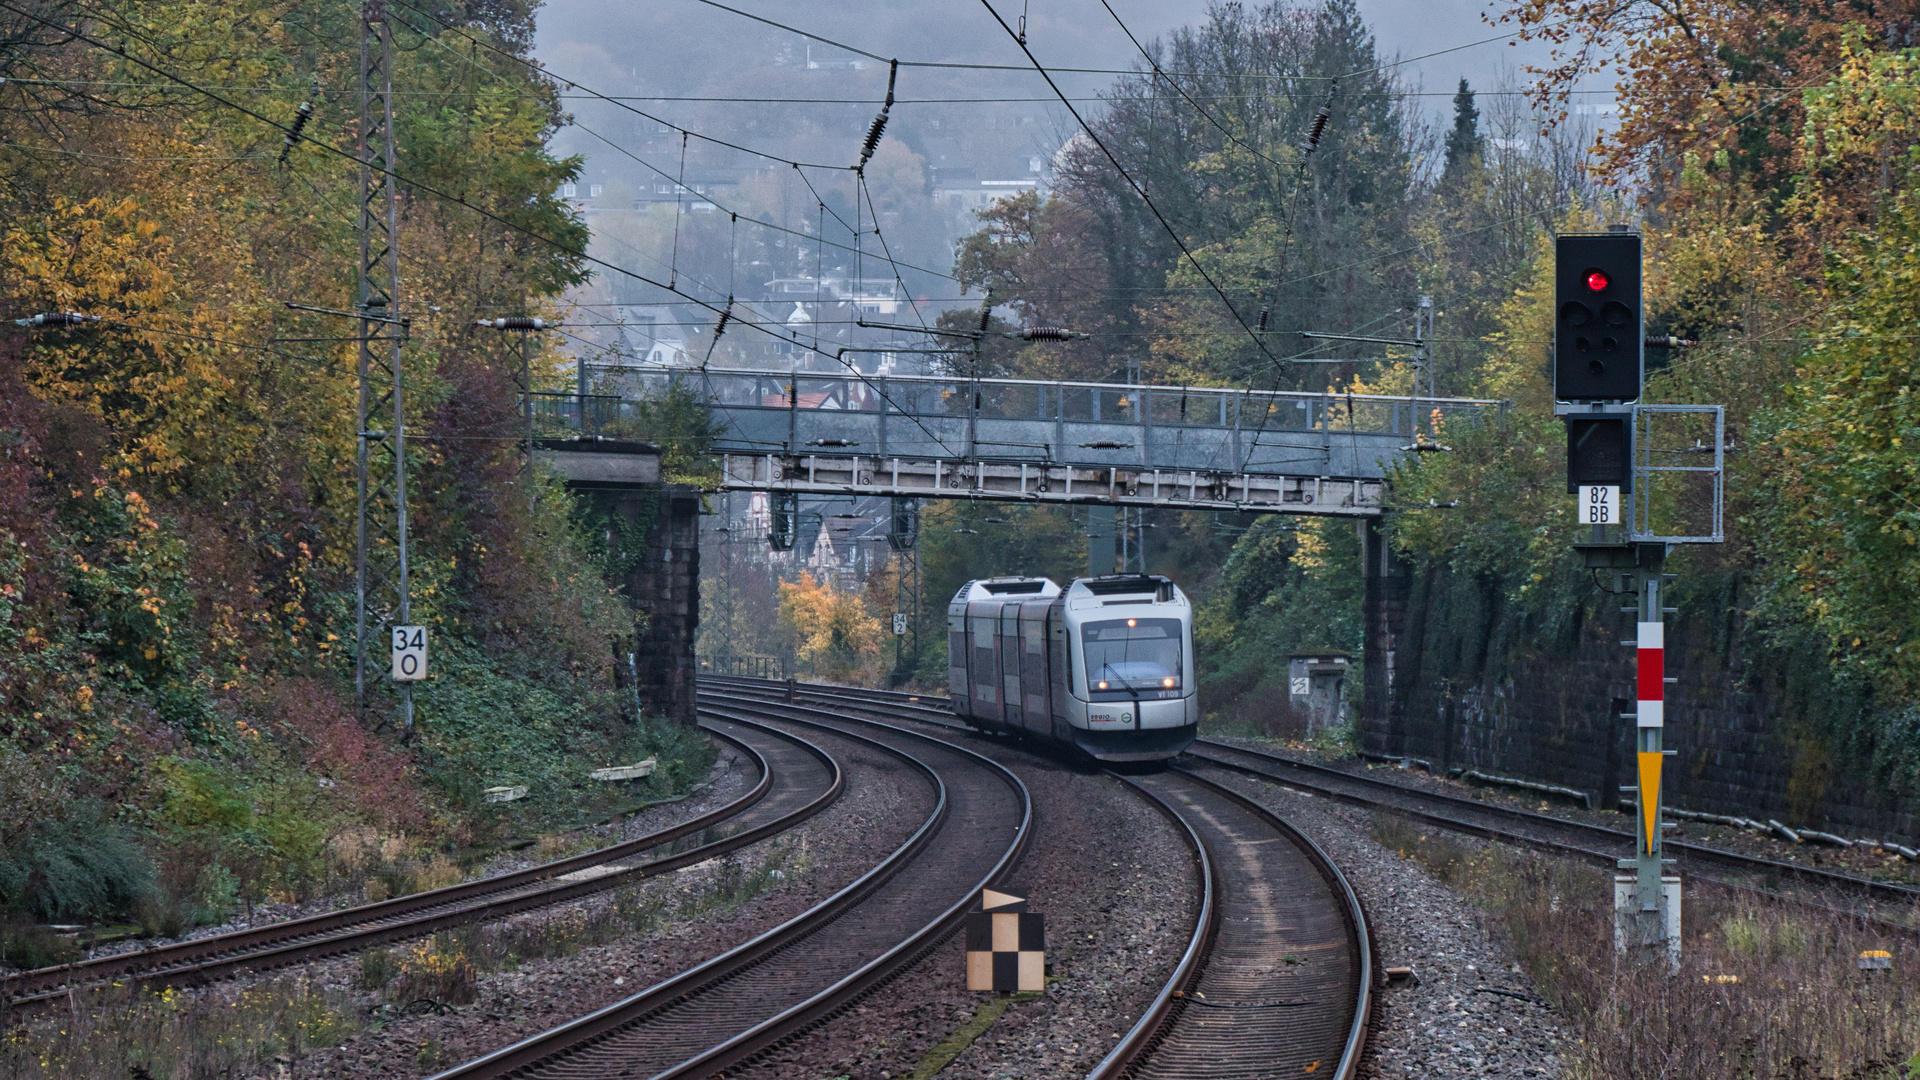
[1362,561,1918,844]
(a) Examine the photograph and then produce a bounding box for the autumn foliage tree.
[778,572,885,684]
[0,0,658,928]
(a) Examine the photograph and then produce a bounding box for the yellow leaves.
[778,571,884,676]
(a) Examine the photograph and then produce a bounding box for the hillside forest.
[0,0,717,952]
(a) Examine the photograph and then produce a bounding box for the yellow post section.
[1637,751,1663,855]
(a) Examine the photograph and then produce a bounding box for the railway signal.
[1555,231,1643,402]
[1553,227,1721,973]
[1567,414,1630,524]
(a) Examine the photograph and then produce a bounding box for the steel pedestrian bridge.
[572,367,1504,516]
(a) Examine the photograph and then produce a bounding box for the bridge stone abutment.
[537,440,701,726]
[1361,518,1414,756]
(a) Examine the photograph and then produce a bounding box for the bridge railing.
[653,367,1497,434]
[541,366,1505,480]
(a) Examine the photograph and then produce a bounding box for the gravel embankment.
[727,729,1196,1080]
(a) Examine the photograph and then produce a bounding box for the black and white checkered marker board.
[965,886,1044,992]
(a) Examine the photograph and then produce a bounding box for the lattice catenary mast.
[355,0,415,731]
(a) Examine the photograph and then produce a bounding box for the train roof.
[1066,574,1182,604]
[952,577,1061,603]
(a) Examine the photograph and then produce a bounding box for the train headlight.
[1162,677,1175,688]
[1096,680,1109,690]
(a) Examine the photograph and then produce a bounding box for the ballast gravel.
[724,732,1196,1080]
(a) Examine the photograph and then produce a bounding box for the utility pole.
[355,0,415,733]
[1414,294,1434,439]
[1086,507,1115,577]
[476,317,549,515]
[888,497,919,684]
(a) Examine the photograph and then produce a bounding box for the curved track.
[1091,766,1371,1080]
[1185,740,1920,911]
[428,689,1033,1080]
[2,714,841,1010]
[708,677,1372,1080]
[713,675,1920,914]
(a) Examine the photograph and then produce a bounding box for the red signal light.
[1585,269,1610,292]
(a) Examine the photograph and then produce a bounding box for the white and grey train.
[946,574,1198,762]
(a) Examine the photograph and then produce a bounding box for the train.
[946,573,1198,762]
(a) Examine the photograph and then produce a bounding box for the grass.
[0,976,357,1079]
[0,837,809,1079]
[1373,811,1920,1078]
[905,992,1042,1080]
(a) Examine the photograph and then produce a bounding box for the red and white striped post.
[1617,549,1679,972]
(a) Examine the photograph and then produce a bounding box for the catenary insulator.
[13,311,100,327]
[279,100,314,165]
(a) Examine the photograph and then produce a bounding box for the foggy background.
[531,0,1607,359]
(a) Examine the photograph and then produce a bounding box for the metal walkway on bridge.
[561,367,1503,516]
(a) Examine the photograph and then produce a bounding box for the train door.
[1000,605,1022,726]
[948,604,970,716]
[1020,600,1050,736]
[969,602,1001,722]
[1048,602,1071,731]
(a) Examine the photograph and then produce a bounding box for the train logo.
[947,574,1198,761]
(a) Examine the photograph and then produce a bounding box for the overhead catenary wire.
[686,0,1562,83]
[0,2,965,454]
[377,0,959,284]
[972,0,1288,381]
[381,0,848,171]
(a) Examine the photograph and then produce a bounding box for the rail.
[2,718,840,1008]
[427,688,1033,1079]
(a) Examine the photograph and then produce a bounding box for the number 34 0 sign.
[391,625,428,682]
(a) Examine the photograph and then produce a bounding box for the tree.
[950,0,1424,392]
[778,572,884,682]
[1442,79,1482,186]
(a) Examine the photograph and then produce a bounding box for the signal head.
[1555,234,1642,401]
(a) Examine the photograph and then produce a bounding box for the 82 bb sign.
[391,625,428,682]
[1579,485,1620,525]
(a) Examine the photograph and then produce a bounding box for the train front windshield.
[1083,618,1183,696]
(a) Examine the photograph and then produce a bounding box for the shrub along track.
[421,689,1033,1080]
[716,677,1920,932]
[0,713,842,1013]
[707,677,1373,1080]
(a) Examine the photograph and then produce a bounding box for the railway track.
[1091,765,1372,1080]
[1,713,842,1011]
[707,677,1372,1080]
[425,689,1032,1080]
[1185,739,1920,911]
[707,676,1920,917]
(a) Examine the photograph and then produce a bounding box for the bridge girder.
[719,452,1386,516]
